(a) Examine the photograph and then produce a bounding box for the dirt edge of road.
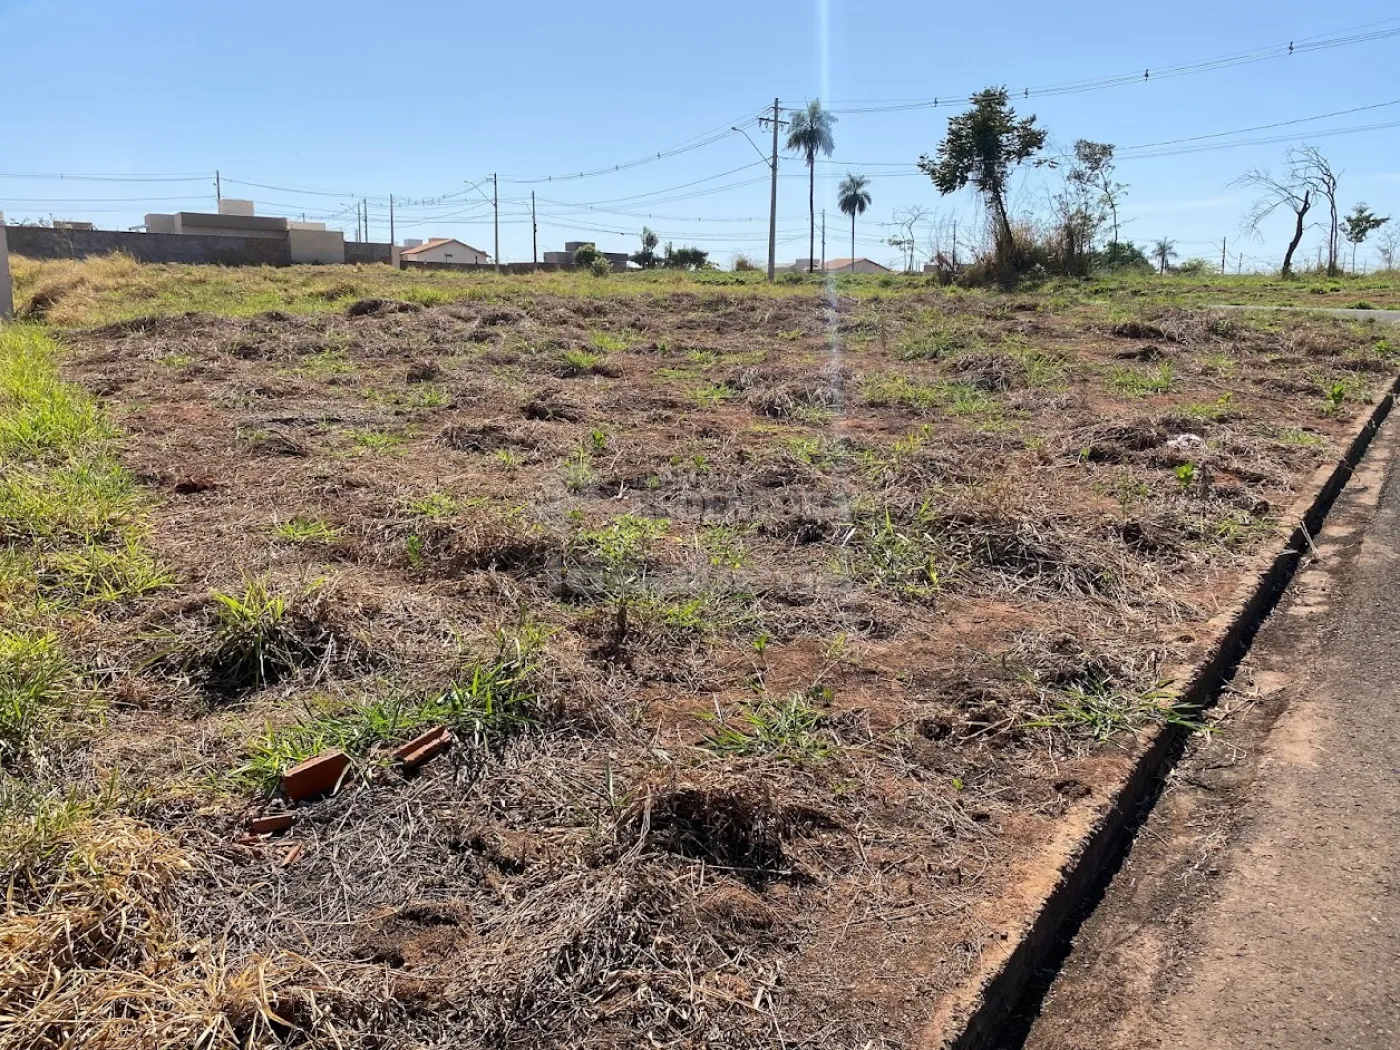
[925,372,1400,1050]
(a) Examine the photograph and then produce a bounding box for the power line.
[1117,98,1400,153]
[814,17,1400,114]
[497,109,766,184]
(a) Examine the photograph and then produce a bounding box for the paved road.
[1014,410,1400,1049]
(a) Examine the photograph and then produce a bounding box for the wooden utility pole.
[766,98,780,281]
[531,191,538,266]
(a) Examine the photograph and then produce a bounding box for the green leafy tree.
[630,226,660,269]
[1071,140,1126,245]
[572,243,601,268]
[1096,241,1153,273]
[786,100,838,273]
[837,173,872,272]
[1342,203,1390,273]
[919,87,1046,271]
[662,243,709,270]
[1152,238,1177,275]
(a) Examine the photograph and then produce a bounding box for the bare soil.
[51,288,1395,1047]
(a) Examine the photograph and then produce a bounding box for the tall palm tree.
[786,100,837,273]
[1152,238,1178,275]
[837,173,872,272]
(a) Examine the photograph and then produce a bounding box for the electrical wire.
[813,17,1400,113]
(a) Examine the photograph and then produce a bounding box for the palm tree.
[1152,237,1178,275]
[837,174,872,273]
[786,100,837,273]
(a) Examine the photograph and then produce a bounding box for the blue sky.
[2,0,1398,270]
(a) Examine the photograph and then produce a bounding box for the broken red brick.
[394,726,453,770]
[281,750,350,801]
[248,813,296,835]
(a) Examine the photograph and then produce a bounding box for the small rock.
[1166,433,1205,451]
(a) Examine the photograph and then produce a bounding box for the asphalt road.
[1013,402,1400,1049]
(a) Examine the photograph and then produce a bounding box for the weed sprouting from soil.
[701,693,834,761]
[273,517,340,543]
[1027,679,1203,740]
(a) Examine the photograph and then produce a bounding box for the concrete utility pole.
[1221,236,1227,273]
[0,213,13,320]
[363,198,370,242]
[531,191,538,266]
[389,194,395,248]
[493,173,500,271]
[215,170,221,203]
[821,208,826,271]
[951,219,958,270]
[767,98,780,282]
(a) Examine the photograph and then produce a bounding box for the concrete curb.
[930,373,1400,1050]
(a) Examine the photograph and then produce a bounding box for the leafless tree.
[1297,146,1342,276]
[1235,146,1339,277]
[1376,225,1400,271]
[886,205,930,273]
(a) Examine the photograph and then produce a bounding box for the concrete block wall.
[6,226,291,266]
[344,241,393,265]
[289,228,346,265]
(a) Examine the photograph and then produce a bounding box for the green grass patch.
[701,692,833,761]
[1109,363,1175,397]
[0,324,164,767]
[861,373,1002,420]
[239,623,547,789]
[1027,680,1202,740]
[273,517,340,543]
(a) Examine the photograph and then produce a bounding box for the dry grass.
[2,257,1395,1047]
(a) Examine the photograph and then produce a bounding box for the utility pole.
[531,190,538,267]
[389,194,395,248]
[766,98,780,282]
[493,173,500,271]
[215,170,222,204]
[364,198,370,242]
[821,209,826,271]
[951,219,958,270]
[1221,236,1227,273]
[354,201,361,242]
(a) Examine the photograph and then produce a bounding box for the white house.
[399,237,489,266]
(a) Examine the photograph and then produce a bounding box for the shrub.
[589,255,611,278]
[572,243,601,268]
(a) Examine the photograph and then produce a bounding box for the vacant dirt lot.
[4,273,1396,1048]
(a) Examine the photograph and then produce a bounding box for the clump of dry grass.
[0,796,342,1049]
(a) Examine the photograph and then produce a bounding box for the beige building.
[777,257,892,274]
[399,238,489,266]
[143,199,347,264]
